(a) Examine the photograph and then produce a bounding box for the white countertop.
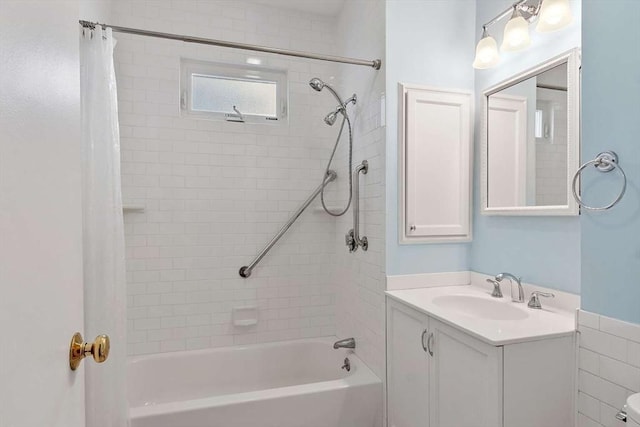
[386,283,576,346]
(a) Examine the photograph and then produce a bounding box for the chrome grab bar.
[346,160,368,252]
[239,170,337,278]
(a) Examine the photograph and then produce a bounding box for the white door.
[428,319,503,427]
[487,94,528,207]
[0,1,85,426]
[386,299,430,427]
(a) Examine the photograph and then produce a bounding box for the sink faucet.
[333,337,356,349]
[495,272,525,303]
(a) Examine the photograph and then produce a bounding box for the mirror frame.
[480,48,581,216]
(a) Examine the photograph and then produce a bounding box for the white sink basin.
[432,295,529,320]
[386,282,576,345]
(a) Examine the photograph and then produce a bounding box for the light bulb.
[536,0,572,32]
[473,29,500,69]
[502,8,531,52]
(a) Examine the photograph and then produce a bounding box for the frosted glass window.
[191,74,277,117]
[181,59,287,123]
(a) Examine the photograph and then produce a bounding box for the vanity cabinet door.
[387,299,430,427]
[428,318,503,427]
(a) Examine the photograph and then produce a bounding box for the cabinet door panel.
[429,319,503,427]
[399,84,472,243]
[387,299,429,427]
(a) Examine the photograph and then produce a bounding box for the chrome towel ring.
[571,151,627,211]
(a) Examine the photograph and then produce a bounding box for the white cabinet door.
[387,299,430,427]
[0,2,85,426]
[428,319,503,427]
[399,84,472,243]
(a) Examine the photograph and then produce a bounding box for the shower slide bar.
[79,21,382,70]
[239,170,337,278]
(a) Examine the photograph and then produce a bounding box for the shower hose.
[320,112,353,217]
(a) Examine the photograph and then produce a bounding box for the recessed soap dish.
[232,305,258,327]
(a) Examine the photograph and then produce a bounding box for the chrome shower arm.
[239,170,337,278]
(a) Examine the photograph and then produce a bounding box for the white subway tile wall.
[535,88,568,206]
[113,0,354,355]
[332,0,386,380]
[578,310,640,427]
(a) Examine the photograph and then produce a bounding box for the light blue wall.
[385,0,476,275]
[581,0,640,324]
[470,0,582,293]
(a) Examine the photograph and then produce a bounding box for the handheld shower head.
[309,77,344,106]
[309,78,325,92]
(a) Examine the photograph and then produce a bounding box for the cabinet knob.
[410,225,416,231]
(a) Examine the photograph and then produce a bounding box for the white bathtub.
[128,337,382,427]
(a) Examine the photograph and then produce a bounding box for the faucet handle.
[528,291,555,309]
[487,278,503,298]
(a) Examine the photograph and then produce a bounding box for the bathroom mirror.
[481,49,580,216]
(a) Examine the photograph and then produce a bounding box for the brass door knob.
[69,332,110,371]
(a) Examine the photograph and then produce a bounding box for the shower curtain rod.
[79,20,382,70]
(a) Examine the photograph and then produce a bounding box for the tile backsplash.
[578,310,640,427]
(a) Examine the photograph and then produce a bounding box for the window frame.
[180,59,288,124]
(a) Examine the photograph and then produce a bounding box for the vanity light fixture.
[537,0,573,32]
[472,27,500,69]
[502,6,531,51]
[473,0,573,69]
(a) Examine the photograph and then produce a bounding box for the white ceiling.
[249,0,346,17]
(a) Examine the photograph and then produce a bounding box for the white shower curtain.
[80,25,129,427]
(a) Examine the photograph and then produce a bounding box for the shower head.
[309,78,325,92]
[324,108,341,126]
[309,77,344,106]
[310,77,356,126]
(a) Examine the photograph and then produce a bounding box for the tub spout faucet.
[333,338,356,349]
[495,272,525,303]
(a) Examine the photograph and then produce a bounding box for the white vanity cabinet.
[386,298,574,427]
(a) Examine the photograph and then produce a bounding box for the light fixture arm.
[519,0,544,22]
[482,0,542,31]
